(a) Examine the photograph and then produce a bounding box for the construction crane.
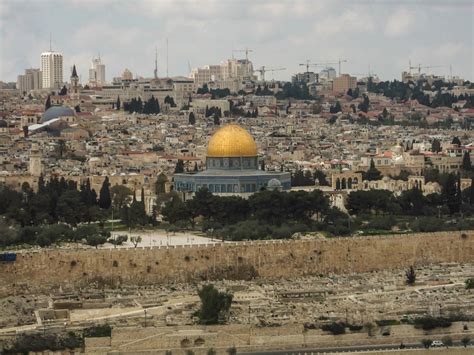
[409,63,444,75]
[299,60,319,73]
[300,59,347,76]
[254,66,286,81]
[353,66,376,79]
[232,47,253,61]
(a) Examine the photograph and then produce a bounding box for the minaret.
[71,64,79,99]
[29,143,42,177]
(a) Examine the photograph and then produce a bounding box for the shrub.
[321,322,346,335]
[421,339,432,348]
[465,278,474,289]
[461,336,470,347]
[347,324,363,331]
[226,346,237,355]
[414,317,452,330]
[442,336,453,347]
[83,324,112,337]
[410,217,443,232]
[405,266,416,285]
[365,215,396,230]
[4,332,83,352]
[376,319,400,327]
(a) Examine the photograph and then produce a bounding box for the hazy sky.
[1,0,473,83]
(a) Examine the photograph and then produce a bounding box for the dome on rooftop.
[41,106,75,123]
[207,124,257,157]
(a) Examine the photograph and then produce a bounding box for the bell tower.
[70,64,79,101]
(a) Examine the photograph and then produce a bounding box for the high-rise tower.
[41,51,63,89]
[88,56,106,86]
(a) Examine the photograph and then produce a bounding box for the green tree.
[465,278,474,289]
[330,101,342,113]
[86,234,107,249]
[365,159,382,181]
[442,173,459,214]
[469,177,474,205]
[197,284,233,324]
[313,170,329,186]
[452,136,461,146]
[155,173,168,194]
[59,85,67,95]
[110,185,132,212]
[358,95,370,113]
[462,151,471,170]
[98,177,111,209]
[188,112,196,125]
[130,236,142,248]
[406,266,416,285]
[431,139,442,153]
[174,159,184,173]
[187,187,214,221]
[55,140,67,159]
[116,96,121,110]
[161,195,192,226]
[461,336,470,347]
[45,95,51,110]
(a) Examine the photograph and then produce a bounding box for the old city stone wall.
[1,231,473,296]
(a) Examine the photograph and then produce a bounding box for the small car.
[431,340,444,347]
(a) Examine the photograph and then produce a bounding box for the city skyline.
[1,0,473,83]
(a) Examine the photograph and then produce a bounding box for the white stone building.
[41,51,63,89]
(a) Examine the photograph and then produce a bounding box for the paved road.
[240,342,471,354]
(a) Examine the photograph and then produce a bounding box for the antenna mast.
[166,38,169,77]
[154,46,158,79]
[49,33,52,51]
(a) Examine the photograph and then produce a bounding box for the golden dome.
[207,124,257,157]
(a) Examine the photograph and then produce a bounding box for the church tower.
[70,64,80,102]
[29,143,42,177]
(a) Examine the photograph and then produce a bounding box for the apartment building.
[17,69,42,93]
[40,51,63,89]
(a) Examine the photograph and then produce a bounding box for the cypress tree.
[189,112,196,125]
[98,177,111,209]
[45,95,51,110]
[462,151,471,170]
[470,177,474,205]
[174,160,184,173]
[116,96,121,110]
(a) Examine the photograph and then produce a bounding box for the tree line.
[0,176,153,247]
[367,78,474,109]
[123,95,161,114]
[160,188,333,240]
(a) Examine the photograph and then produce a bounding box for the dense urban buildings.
[1,1,473,354]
